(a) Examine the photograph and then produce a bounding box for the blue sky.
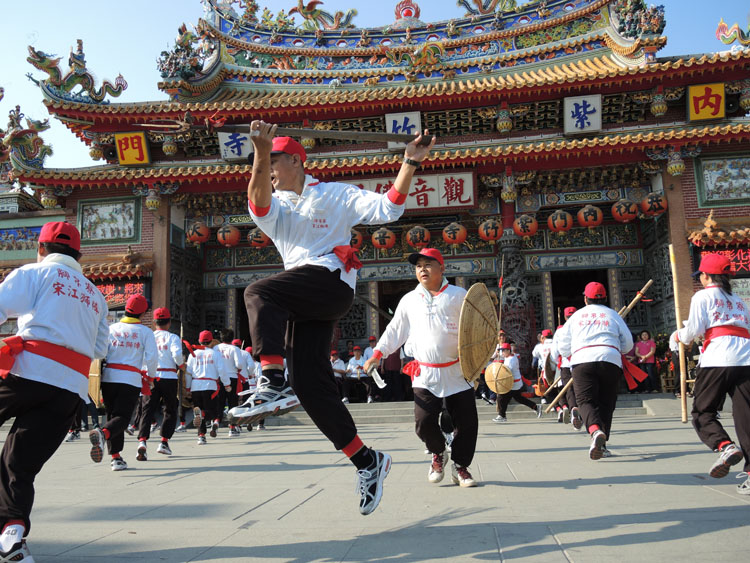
[1,0,748,170]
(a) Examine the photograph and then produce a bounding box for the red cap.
[500,343,512,350]
[330,350,338,355]
[245,346,253,354]
[125,295,148,315]
[199,330,213,344]
[541,329,553,338]
[38,221,81,252]
[153,307,171,320]
[231,339,241,346]
[271,137,307,163]
[408,247,444,267]
[353,345,362,351]
[564,306,577,317]
[368,336,377,341]
[695,253,732,276]
[584,282,607,299]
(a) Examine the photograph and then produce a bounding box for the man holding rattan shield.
[364,247,479,487]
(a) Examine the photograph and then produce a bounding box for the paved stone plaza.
[5,397,749,562]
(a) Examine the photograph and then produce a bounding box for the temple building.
[1,0,750,365]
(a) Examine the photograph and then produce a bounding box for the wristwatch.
[403,158,421,168]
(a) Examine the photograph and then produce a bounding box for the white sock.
[0,524,24,552]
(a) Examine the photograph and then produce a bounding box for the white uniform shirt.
[216,342,248,381]
[363,345,376,361]
[331,358,346,378]
[185,347,231,392]
[0,253,109,400]
[556,304,633,368]
[250,175,406,289]
[677,285,750,367]
[374,279,470,398]
[550,329,572,369]
[504,354,523,391]
[240,349,257,389]
[103,321,158,388]
[154,329,184,380]
[346,356,366,378]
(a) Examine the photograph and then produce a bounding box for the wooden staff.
[177,319,185,422]
[498,254,505,329]
[669,244,690,423]
[545,279,653,414]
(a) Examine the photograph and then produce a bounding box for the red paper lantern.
[442,222,467,245]
[186,221,210,244]
[611,199,639,223]
[350,229,363,250]
[216,225,240,247]
[478,218,502,242]
[640,193,668,217]
[512,214,538,238]
[547,210,573,234]
[576,205,603,230]
[247,227,270,248]
[406,225,430,249]
[372,227,396,249]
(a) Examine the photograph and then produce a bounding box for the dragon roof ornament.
[0,104,53,174]
[26,41,128,104]
[716,18,750,47]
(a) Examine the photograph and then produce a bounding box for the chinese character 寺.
[222,133,248,156]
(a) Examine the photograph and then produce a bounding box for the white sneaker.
[557,409,564,423]
[492,415,507,423]
[571,407,583,430]
[536,404,544,418]
[125,424,135,436]
[710,442,743,478]
[228,427,240,438]
[451,463,477,487]
[64,430,79,442]
[562,407,570,424]
[229,377,300,422]
[157,441,172,456]
[89,428,106,463]
[0,539,33,562]
[111,457,128,471]
[541,398,547,404]
[367,396,374,404]
[136,441,147,461]
[601,447,613,458]
[150,422,159,433]
[428,449,450,483]
[356,450,392,515]
[589,430,607,460]
[341,397,350,404]
[197,435,207,445]
[175,423,187,433]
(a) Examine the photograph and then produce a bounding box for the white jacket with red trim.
[0,253,109,400]
[556,304,633,368]
[216,342,248,381]
[374,279,470,398]
[185,347,231,392]
[103,321,159,388]
[249,175,405,289]
[154,329,184,380]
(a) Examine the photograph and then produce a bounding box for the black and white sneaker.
[589,430,606,460]
[229,376,300,423]
[209,420,219,438]
[571,407,583,430]
[356,450,392,515]
[709,443,743,478]
[89,428,106,463]
[111,457,128,471]
[737,472,750,495]
[0,539,33,562]
[157,441,172,456]
[136,441,147,461]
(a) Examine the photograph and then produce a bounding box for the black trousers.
[101,382,141,456]
[414,387,478,468]
[192,389,220,435]
[137,378,178,441]
[496,389,537,417]
[244,265,358,451]
[560,367,577,409]
[0,374,79,534]
[572,361,621,439]
[692,365,750,472]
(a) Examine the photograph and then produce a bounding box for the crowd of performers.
[0,123,748,561]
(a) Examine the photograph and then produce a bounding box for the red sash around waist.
[702,325,750,353]
[402,358,460,381]
[572,344,647,391]
[333,245,362,273]
[192,377,220,399]
[236,369,248,395]
[106,362,151,396]
[0,336,91,380]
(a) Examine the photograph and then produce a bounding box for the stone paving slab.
[3,402,749,562]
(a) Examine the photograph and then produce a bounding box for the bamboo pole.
[669,244,690,423]
[498,254,505,329]
[545,279,654,414]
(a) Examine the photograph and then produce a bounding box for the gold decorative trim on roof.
[687,211,750,247]
[0,254,153,283]
[18,122,750,185]
[49,50,750,116]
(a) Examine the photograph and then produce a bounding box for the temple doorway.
[550,269,608,325]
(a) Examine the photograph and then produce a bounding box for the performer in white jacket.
[186,330,232,444]
[216,330,248,437]
[91,294,158,469]
[233,122,434,515]
[365,248,478,488]
[673,253,750,492]
[0,222,109,562]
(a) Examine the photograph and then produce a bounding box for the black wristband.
[404,158,421,168]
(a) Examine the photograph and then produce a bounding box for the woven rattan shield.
[458,283,498,384]
[485,361,513,394]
